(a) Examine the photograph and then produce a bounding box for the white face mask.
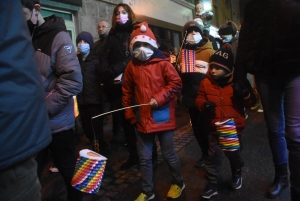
[133,47,154,61]
[117,14,129,24]
[221,35,233,43]
[78,43,90,54]
[186,33,202,45]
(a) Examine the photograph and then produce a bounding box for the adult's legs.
[0,157,41,201]
[256,74,288,198]
[282,74,300,200]
[50,129,83,201]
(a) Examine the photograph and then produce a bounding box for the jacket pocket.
[153,103,170,123]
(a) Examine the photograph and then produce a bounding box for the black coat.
[77,52,102,105]
[235,0,300,80]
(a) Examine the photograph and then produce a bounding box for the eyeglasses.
[98,26,108,29]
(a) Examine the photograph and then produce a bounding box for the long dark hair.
[111,3,136,29]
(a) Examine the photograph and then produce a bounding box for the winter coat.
[195,72,255,133]
[99,21,134,108]
[0,0,51,170]
[180,38,215,108]
[32,15,82,134]
[76,52,102,105]
[122,50,182,134]
[93,34,108,56]
[235,0,300,80]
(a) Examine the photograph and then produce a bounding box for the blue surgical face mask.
[221,35,233,43]
[78,43,90,54]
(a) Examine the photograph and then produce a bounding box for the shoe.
[257,109,264,112]
[194,157,206,168]
[231,175,242,189]
[49,165,59,173]
[135,190,155,201]
[167,183,185,199]
[267,175,289,199]
[120,156,139,170]
[251,102,260,111]
[202,184,218,199]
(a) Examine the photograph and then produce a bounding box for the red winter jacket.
[122,50,182,134]
[195,72,255,134]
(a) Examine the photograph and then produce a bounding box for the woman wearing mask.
[99,3,139,170]
[179,20,215,168]
[76,31,108,155]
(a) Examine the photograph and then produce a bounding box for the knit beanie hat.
[183,20,203,36]
[76,31,94,49]
[218,21,237,36]
[129,22,158,54]
[209,49,234,73]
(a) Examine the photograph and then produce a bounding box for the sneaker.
[231,175,242,190]
[135,190,155,201]
[49,165,59,173]
[257,109,264,113]
[202,184,218,199]
[195,157,206,168]
[167,183,185,199]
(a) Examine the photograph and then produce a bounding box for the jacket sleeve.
[234,4,252,82]
[152,62,182,107]
[46,32,83,116]
[195,81,207,112]
[122,63,136,122]
[99,36,132,84]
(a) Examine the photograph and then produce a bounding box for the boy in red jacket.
[122,22,184,201]
[195,49,256,199]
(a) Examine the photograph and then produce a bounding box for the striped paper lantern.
[215,119,240,151]
[71,149,107,194]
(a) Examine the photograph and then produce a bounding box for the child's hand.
[204,101,216,112]
[232,80,250,98]
[149,98,158,108]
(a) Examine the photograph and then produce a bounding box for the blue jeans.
[256,73,300,194]
[137,130,183,192]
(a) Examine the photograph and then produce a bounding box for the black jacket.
[235,0,300,80]
[93,34,108,57]
[77,52,102,105]
[99,21,134,87]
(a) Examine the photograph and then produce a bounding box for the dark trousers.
[121,110,138,158]
[78,104,106,146]
[36,129,83,201]
[189,107,209,157]
[206,134,244,185]
[0,157,41,201]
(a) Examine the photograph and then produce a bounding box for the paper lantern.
[215,119,240,151]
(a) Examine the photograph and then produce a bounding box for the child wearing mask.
[195,49,256,199]
[76,31,108,154]
[179,20,215,169]
[122,22,184,201]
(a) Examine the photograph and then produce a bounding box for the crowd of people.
[1,0,299,201]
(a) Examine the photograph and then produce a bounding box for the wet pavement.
[40,105,291,201]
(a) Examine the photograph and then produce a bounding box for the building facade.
[40,0,240,51]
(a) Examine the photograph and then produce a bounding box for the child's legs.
[224,135,244,171]
[158,130,183,185]
[137,132,155,192]
[205,134,224,185]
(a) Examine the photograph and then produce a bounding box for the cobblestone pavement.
[82,124,194,201]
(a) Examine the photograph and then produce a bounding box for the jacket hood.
[34,15,66,39]
[196,38,214,52]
